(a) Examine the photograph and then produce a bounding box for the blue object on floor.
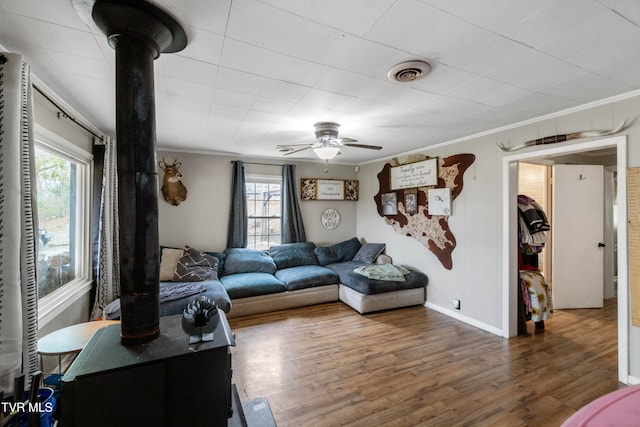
[43,374,62,390]
[16,387,56,427]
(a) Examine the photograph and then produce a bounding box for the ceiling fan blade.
[277,144,313,153]
[331,137,358,143]
[344,143,383,150]
[283,146,313,155]
[277,143,315,148]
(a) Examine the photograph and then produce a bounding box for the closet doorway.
[502,135,629,384]
[519,163,612,310]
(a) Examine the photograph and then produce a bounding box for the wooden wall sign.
[301,178,359,201]
[390,157,437,189]
[374,153,475,270]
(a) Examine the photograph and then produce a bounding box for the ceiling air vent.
[388,60,431,82]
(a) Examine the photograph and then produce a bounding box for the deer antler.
[496,118,630,152]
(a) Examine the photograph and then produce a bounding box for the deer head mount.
[159,156,188,206]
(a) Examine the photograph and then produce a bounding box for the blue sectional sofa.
[103,238,428,319]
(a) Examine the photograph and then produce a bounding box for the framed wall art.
[428,188,452,215]
[404,188,417,215]
[390,157,438,190]
[381,192,398,215]
[301,179,358,201]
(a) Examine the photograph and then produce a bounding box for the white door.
[552,164,604,309]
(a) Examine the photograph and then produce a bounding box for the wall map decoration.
[374,153,475,270]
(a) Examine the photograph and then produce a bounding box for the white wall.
[357,138,502,330]
[34,91,93,154]
[157,151,359,251]
[356,95,640,383]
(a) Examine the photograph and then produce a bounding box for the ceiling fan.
[277,122,382,160]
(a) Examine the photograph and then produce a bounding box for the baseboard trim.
[425,302,504,337]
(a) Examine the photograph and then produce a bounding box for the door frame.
[501,135,629,384]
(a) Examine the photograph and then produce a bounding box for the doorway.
[502,135,629,384]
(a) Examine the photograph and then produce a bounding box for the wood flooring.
[228,299,620,427]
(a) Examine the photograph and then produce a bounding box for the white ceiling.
[2,0,640,163]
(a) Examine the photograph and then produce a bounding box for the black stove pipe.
[90,0,186,345]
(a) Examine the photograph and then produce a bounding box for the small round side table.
[38,320,120,374]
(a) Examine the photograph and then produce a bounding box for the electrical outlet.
[453,299,461,310]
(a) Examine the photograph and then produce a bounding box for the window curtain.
[90,136,120,320]
[0,53,40,391]
[91,141,105,292]
[227,160,247,248]
[281,164,306,243]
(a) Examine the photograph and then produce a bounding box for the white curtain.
[0,52,40,391]
[91,136,120,320]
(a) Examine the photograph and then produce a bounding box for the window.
[35,147,76,298]
[246,176,281,250]
[34,133,92,318]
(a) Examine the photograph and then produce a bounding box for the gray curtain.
[91,141,105,288]
[281,164,306,243]
[0,52,39,391]
[227,160,248,248]
[91,136,120,320]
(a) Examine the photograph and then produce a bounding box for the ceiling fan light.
[314,146,340,160]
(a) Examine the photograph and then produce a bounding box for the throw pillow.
[173,246,219,282]
[204,251,226,277]
[352,243,386,263]
[159,248,184,281]
[334,237,362,261]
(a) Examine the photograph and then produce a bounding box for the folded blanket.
[104,283,206,320]
[160,282,206,303]
[353,264,411,282]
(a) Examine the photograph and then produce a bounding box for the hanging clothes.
[519,271,553,322]
[517,194,553,333]
[518,194,549,259]
[517,194,550,233]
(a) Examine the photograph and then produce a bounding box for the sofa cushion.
[219,272,286,298]
[270,242,318,270]
[326,260,428,295]
[223,248,277,275]
[352,243,386,263]
[105,280,232,319]
[314,237,362,266]
[275,265,339,291]
[173,246,219,282]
